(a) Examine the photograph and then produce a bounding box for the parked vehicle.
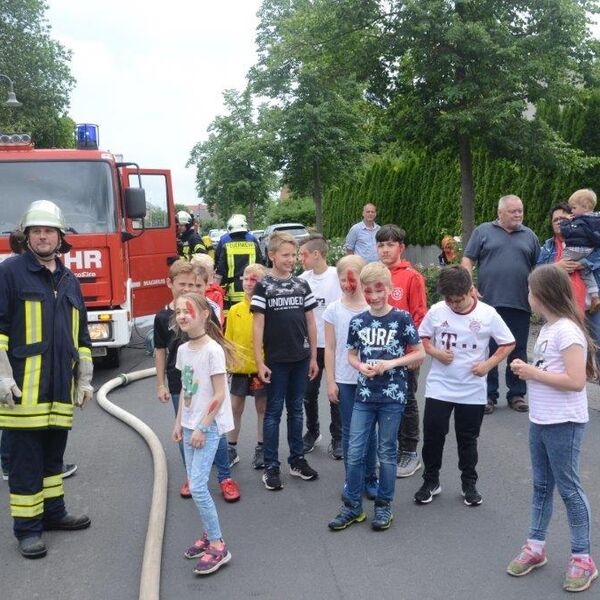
[209,228,227,246]
[259,223,310,265]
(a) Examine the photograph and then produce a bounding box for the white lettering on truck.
[63,250,103,270]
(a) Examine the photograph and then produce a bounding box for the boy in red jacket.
[376,225,427,478]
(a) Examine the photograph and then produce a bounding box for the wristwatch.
[195,424,211,433]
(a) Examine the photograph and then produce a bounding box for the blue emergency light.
[75,123,99,150]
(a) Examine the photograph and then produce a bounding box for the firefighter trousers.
[6,429,68,540]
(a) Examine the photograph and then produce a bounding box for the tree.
[0,0,75,148]
[379,0,599,242]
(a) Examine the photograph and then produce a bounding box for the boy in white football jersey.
[415,266,515,506]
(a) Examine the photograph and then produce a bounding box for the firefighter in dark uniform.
[0,200,93,559]
[176,210,206,260]
[215,214,263,317]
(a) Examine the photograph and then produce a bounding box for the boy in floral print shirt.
[328,263,424,532]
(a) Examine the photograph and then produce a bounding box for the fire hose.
[96,368,166,600]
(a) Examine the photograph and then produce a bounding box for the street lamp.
[0,74,22,107]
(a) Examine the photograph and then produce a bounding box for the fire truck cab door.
[123,168,177,318]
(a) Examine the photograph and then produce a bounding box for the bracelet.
[195,424,211,434]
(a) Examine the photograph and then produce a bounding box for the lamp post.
[0,74,22,107]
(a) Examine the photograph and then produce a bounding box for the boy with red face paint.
[328,262,425,531]
[375,224,427,479]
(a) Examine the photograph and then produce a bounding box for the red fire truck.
[0,126,177,366]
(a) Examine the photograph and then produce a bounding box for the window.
[128,173,169,229]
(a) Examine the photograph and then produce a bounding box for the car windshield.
[0,160,116,234]
[277,226,307,235]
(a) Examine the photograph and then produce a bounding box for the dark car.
[259,223,310,265]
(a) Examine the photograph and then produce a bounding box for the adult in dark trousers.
[176,210,206,260]
[0,201,93,559]
[215,214,263,318]
[1,230,77,482]
[344,203,380,263]
[462,195,540,414]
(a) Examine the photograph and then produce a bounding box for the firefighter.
[176,210,206,260]
[0,200,93,559]
[215,214,263,317]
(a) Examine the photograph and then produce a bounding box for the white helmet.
[227,213,248,234]
[21,200,67,234]
[176,210,193,226]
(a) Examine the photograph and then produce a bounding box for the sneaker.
[227,445,239,468]
[262,466,283,491]
[396,452,422,478]
[303,431,322,453]
[328,503,366,531]
[193,543,231,575]
[563,556,598,592]
[252,444,265,470]
[484,399,495,415]
[328,438,343,461]
[1,470,7,481]
[507,543,548,577]
[364,477,379,501]
[414,481,442,504]
[179,479,192,498]
[462,484,483,506]
[61,463,78,479]
[184,532,209,559]
[289,458,318,481]
[219,478,240,502]
[372,501,393,531]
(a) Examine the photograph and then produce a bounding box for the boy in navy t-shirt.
[328,262,424,531]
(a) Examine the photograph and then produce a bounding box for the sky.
[46,0,263,205]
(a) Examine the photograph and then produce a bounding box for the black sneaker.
[462,484,483,506]
[372,501,393,531]
[252,445,264,470]
[262,466,283,491]
[228,445,239,468]
[61,463,78,479]
[414,481,442,504]
[289,458,318,480]
[328,438,343,461]
[303,431,322,453]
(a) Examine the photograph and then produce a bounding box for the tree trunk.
[312,159,323,233]
[459,135,475,245]
[248,195,255,229]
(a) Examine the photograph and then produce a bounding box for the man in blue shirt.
[344,204,380,263]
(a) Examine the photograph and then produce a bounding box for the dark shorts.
[230,373,267,398]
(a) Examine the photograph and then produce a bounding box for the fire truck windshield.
[0,161,116,235]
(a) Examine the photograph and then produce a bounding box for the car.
[251,229,264,240]
[209,228,227,246]
[259,223,310,265]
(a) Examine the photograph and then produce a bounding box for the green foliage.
[198,218,225,235]
[0,0,75,147]
[325,236,346,267]
[264,197,316,227]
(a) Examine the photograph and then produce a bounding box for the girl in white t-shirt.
[508,265,598,593]
[173,292,237,576]
[323,255,378,506]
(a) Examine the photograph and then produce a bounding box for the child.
[328,262,425,531]
[414,266,515,506]
[251,231,319,491]
[323,255,378,500]
[154,260,240,502]
[559,188,600,314]
[508,265,598,593]
[376,224,427,478]
[173,292,236,576]
[191,254,225,324]
[299,234,343,458]
[224,263,268,469]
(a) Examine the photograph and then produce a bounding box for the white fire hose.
[96,368,166,600]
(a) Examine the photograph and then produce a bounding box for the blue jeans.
[585,310,600,368]
[183,425,223,541]
[345,401,404,507]
[173,393,230,482]
[338,383,377,480]
[263,358,309,468]
[528,422,592,554]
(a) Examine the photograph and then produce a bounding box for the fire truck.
[0,125,178,367]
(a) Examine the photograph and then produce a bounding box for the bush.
[326,237,346,266]
[264,197,316,227]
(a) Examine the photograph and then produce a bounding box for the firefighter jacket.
[215,232,263,311]
[178,228,207,260]
[0,251,92,430]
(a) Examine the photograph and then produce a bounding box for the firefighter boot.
[44,513,91,531]
[19,535,47,559]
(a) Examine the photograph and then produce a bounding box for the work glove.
[0,350,21,408]
[75,356,94,409]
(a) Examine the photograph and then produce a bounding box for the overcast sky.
[47,0,262,205]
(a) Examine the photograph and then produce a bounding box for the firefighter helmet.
[176,210,193,226]
[21,200,67,234]
[227,213,248,234]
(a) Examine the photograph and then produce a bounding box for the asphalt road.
[1,333,600,600]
